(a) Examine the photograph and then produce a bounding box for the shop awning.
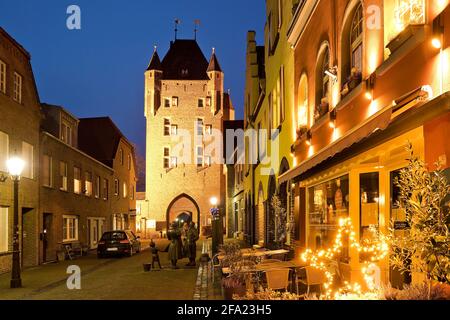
[279,106,393,184]
[279,92,450,184]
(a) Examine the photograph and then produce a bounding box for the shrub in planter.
[222,275,247,300]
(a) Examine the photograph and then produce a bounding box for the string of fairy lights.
[300,217,389,299]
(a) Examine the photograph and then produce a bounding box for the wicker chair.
[265,268,291,291]
[296,266,326,296]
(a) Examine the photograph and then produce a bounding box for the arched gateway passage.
[166,194,200,229]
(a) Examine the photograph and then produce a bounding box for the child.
[150,240,162,270]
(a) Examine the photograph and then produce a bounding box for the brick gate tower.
[144,39,234,235]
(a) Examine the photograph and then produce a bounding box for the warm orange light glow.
[329,120,336,129]
[432,38,442,49]
[365,91,373,101]
[367,100,379,118]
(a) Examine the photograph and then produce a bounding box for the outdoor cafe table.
[221,260,306,275]
[218,249,289,262]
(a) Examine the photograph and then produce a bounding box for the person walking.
[185,222,199,267]
[167,221,182,269]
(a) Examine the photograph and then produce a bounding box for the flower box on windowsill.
[341,72,362,98]
[296,126,308,140]
[314,100,329,122]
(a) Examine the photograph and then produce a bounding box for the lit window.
[21,141,34,179]
[170,156,177,168]
[205,156,211,167]
[60,161,68,191]
[297,74,309,129]
[206,96,211,107]
[205,125,212,135]
[0,208,8,253]
[123,182,127,198]
[13,72,22,103]
[315,46,330,122]
[127,154,131,171]
[171,96,178,107]
[0,131,9,173]
[85,171,92,196]
[171,125,178,136]
[74,167,81,194]
[350,3,363,73]
[60,121,72,146]
[0,60,6,94]
[63,215,79,242]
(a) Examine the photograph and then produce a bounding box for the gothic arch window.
[350,3,363,73]
[341,1,364,97]
[315,44,330,122]
[297,73,309,130]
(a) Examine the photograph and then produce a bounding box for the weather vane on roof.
[174,19,181,40]
[194,19,201,40]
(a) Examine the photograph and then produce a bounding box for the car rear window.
[101,232,126,241]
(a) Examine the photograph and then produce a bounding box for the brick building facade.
[0,27,41,273]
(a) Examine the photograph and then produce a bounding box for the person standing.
[167,221,182,269]
[185,222,199,267]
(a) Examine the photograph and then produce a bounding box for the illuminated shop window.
[385,0,426,43]
[307,175,350,262]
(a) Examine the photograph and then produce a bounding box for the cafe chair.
[270,253,287,261]
[265,268,291,292]
[210,253,222,283]
[296,266,326,296]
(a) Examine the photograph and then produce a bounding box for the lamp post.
[210,197,223,257]
[7,156,25,289]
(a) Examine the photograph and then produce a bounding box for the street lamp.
[7,156,25,289]
[209,196,223,257]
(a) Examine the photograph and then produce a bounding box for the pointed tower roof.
[207,48,222,72]
[146,47,162,71]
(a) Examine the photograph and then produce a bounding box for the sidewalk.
[0,252,115,300]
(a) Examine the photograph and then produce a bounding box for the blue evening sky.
[0,0,266,156]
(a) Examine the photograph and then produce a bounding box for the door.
[43,213,54,262]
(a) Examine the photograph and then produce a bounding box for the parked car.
[97,230,141,258]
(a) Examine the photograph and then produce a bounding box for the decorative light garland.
[300,217,389,299]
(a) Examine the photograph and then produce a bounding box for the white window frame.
[171,124,178,136]
[170,156,177,168]
[196,118,204,136]
[0,60,6,94]
[62,215,79,242]
[13,72,22,103]
[205,125,212,135]
[61,121,72,146]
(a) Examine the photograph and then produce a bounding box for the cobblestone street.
[0,241,205,300]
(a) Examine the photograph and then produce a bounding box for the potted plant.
[220,243,258,300]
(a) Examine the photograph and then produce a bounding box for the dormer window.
[61,121,73,146]
[181,69,189,77]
